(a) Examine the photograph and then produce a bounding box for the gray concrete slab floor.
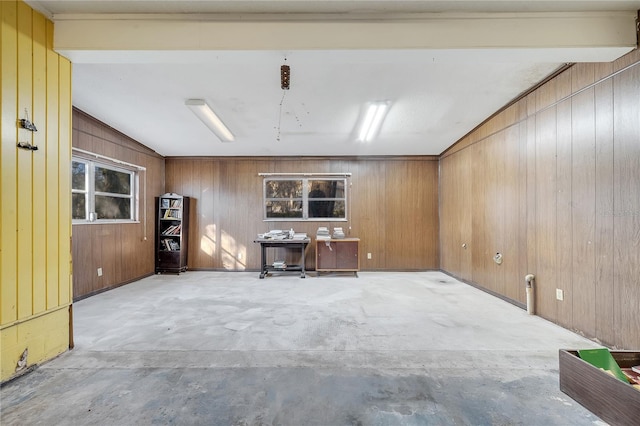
[1,271,605,425]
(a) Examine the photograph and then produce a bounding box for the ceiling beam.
[54,12,637,63]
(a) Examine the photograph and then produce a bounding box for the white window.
[263,177,347,221]
[72,157,138,223]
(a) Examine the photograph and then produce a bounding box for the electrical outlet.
[97,267,103,277]
[367,253,372,260]
[556,289,564,301]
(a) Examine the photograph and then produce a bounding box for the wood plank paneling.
[439,155,457,274]
[517,120,528,304]
[384,160,438,269]
[440,51,640,349]
[571,86,597,337]
[1,0,19,325]
[72,226,92,297]
[471,142,488,287]
[166,157,439,271]
[439,147,473,281]
[525,95,538,311]
[16,0,34,319]
[1,1,72,382]
[555,88,573,330]
[350,160,387,270]
[31,10,47,314]
[594,74,615,346]
[45,19,59,310]
[495,132,506,296]
[613,64,640,349]
[57,57,72,305]
[192,161,214,269]
[502,124,521,302]
[536,94,559,322]
[484,133,502,294]
[458,148,472,282]
[71,109,165,300]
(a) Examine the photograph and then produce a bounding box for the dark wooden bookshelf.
[155,193,190,274]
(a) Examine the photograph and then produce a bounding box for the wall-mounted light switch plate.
[556,289,564,301]
[97,267,103,277]
[367,253,372,259]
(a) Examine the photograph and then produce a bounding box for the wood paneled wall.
[1,1,72,381]
[71,109,165,300]
[165,157,439,271]
[440,49,640,349]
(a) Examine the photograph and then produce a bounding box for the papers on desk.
[257,230,287,240]
[332,227,345,239]
[257,230,308,240]
[316,227,346,239]
[316,227,331,240]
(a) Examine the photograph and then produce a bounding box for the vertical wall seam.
[611,70,617,346]
[569,82,574,330]
[13,1,19,323]
[591,85,596,333]
[57,57,62,306]
[555,93,560,324]
[30,6,35,315]
[571,84,576,329]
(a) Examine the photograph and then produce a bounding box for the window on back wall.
[72,157,138,223]
[263,177,347,221]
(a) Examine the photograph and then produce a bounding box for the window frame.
[263,176,348,222]
[72,156,139,224]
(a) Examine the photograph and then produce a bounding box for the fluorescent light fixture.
[185,99,234,142]
[357,101,389,142]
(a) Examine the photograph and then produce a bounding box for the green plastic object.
[578,348,628,383]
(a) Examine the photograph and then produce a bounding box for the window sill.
[73,220,140,225]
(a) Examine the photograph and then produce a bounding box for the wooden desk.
[254,238,310,279]
[316,238,360,276]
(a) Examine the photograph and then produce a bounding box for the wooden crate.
[559,349,640,426]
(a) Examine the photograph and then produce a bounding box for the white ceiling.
[27,1,640,157]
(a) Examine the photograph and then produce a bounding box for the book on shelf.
[161,199,170,208]
[162,238,180,251]
[162,224,182,235]
[163,209,182,219]
[170,199,182,208]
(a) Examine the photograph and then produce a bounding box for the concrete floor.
[1,271,605,425]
